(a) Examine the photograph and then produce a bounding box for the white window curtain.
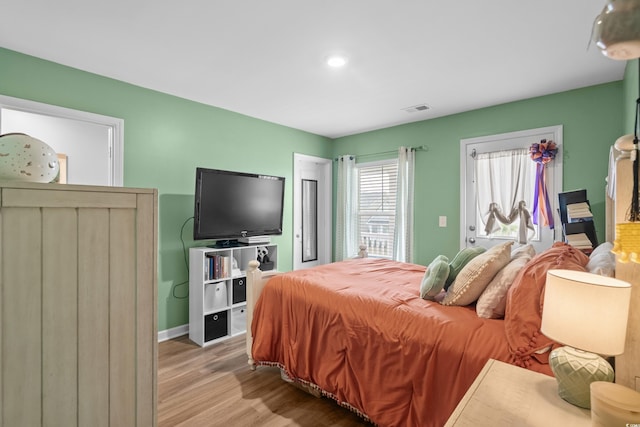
[335,155,357,260]
[475,148,534,243]
[393,146,415,263]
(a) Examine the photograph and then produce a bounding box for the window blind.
[356,160,398,258]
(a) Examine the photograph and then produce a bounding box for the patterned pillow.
[504,242,589,367]
[444,246,486,289]
[476,244,536,319]
[441,242,513,306]
[420,255,450,300]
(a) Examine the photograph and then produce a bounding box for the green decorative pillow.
[420,255,450,300]
[445,246,486,289]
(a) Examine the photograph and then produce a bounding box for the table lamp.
[541,269,632,409]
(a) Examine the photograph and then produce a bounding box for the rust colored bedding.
[251,258,551,427]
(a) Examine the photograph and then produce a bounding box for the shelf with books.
[188,244,277,347]
[558,190,598,252]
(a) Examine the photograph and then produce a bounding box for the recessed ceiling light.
[327,55,348,68]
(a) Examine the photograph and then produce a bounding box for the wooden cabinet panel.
[2,207,42,426]
[78,208,110,427]
[42,208,79,426]
[0,183,157,427]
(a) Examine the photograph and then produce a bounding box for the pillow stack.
[441,241,513,306]
[419,243,539,316]
[419,246,486,300]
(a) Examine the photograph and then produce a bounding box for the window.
[356,159,398,258]
[474,148,538,241]
[460,126,563,253]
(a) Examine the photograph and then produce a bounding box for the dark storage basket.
[232,277,246,304]
[204,311,228,342]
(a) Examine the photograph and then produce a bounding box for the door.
[293,153,332,270]
[460,126,563,253]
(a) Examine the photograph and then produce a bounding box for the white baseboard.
[158,324,189,342]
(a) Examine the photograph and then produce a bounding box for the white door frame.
[0,94,124,186]
[293,153,332,270]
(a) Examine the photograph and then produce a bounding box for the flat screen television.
[193,167,285,245]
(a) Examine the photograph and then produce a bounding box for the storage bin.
[232,277,246,304]
[231,306,247,336]
[204,311,228,342]
[204,282,228,312]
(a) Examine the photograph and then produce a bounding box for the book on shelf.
[204,253,232,280]
[566,202,593,222]
[565,232,593,249]
[558,189,588,224]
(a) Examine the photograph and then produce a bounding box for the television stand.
[188,244,278,347]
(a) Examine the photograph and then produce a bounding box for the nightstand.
[445,359,591,426]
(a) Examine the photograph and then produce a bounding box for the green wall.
[333,82,623,266]
[0,46,628,333]
[0,47,332,332]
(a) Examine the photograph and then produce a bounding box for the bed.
[243,145,640,427]
[245,239,600,426]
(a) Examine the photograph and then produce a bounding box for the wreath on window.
[529,139,557,229]
[529,139,557,164]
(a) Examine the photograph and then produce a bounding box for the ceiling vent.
[402,103,431,113]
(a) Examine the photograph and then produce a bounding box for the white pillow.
[586,242,615,277]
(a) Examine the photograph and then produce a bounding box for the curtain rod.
[335,144,428,161]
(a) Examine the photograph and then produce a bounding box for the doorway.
[293,153,332,270]
[0,94,123,186]
[460,125,563,253]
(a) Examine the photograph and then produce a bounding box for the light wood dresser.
[0,182,158,427]
[445,359,591,427]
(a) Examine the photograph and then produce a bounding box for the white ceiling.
[0,0,626,139]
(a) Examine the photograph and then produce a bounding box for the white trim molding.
[158,324,189,342]
[0,94,124,186]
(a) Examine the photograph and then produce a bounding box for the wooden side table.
[445,359,591,427]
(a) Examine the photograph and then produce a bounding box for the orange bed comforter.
[251,258,547,426]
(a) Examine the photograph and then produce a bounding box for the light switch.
[439,216,447,227]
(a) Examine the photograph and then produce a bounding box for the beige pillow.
[441,241,513,306]
[476,255,532,318]
[511,244,536,260]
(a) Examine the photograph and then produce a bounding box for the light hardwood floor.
[158,334,372,426]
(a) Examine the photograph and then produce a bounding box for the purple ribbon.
[532,163,554,229]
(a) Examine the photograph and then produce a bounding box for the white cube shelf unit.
[189,244,277,347]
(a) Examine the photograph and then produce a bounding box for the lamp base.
[549,346,614,409]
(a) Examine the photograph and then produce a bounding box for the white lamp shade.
[541,269,631,356]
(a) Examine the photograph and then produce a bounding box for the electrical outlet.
[439,216,447,227]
